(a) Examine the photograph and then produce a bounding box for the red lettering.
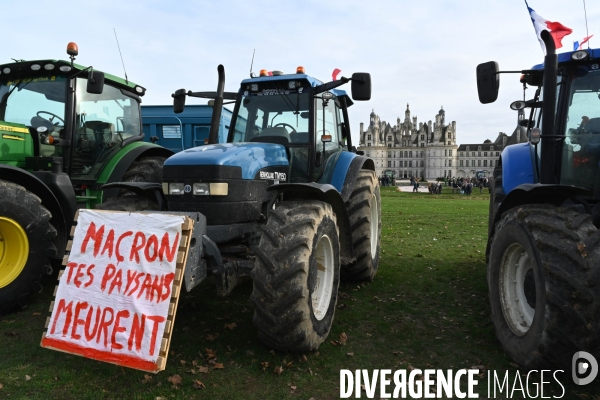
[100,264,116,292]
[149,275,164,303]
[84,264,95,288]
[161,273,175,302]
[128,313,146,352]
[65,262,78,284]
[144,234,159,262]
[108,268,123,295]
[100,229,115,258]
[96,307,114,348]
[50,299,73,335]
[70,301,88,340]
[111,310,130,350]
[159,232,180,262]
[116,231,133,263]
[129,232,146,263]
[80,222,105,257]
[147,315,166,356]
[138,274,153,300]
[84,305,101,341]
[127,272,144,296]
[74,263,86,288]
[125,269,137,294]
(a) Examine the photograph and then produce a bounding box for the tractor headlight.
[210,183,228,196]
[193,183,210,195]
[169,183,185,195]
[572,50,589,61]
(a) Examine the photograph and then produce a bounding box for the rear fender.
[324,152,375,202]
[267,183,354,263]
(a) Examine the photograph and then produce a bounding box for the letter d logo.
[572,351,598,385]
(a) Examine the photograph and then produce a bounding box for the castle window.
[466,146,470,151]
[388,152,391,158]
[400,152,403,158]
[490,146,494,151]
[478,152,481,157]
[420,135,424,140]
[471,152,475,157]
[478,146,482,151]
[404,161,408,167]
[420,160,424,167]
[409,161,413,167]
[496,152,500,156]
[478,160,482,167]
[484,160,488,167]
[421,143,424,147]
[404,151,408,157]
[403,141,406,146]
[449,150,453,156]
[367,135,371,140]
[388,161,391,167]
[368,143,371,146]
[484,152,488,157]
[409,151,413,158]
[444,159,447,167]
[388,136,392,141]
[460,160,464,167]
[388,144,391,148]
[448,133,451,139]
[448,160,452,167]
[444,149,447,156]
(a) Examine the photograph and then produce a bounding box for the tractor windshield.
[232,86,310,144]
[560,68,600,190]
[0,76,66,131]
[71,77,141,180]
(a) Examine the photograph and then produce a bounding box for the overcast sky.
[3,0,598,145]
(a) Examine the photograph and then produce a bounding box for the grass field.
[1,187,599,399]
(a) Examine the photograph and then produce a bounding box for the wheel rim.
[312,234,334,321]
[499,242,536,336]
[370,192,379,257]
[0,217,30,288]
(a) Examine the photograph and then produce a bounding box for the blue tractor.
[105,65,380,352]
[477,30,600,370]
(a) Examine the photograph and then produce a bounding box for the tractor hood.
[164,142,289,180]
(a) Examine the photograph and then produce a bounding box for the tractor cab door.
[69,78,142,182]
[313,94,343,181]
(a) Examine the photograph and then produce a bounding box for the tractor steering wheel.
[37,111,65,126]
[273,123,297,135]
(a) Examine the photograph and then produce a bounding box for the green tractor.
[0,43,173,314]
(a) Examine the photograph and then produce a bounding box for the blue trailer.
[141,104,232,153]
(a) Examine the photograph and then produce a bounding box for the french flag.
[574,35,594,50]
[525,1,573,51]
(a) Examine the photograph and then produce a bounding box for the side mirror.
[351,72,371,101]
[172,89,187,114]
[87,70,105,94]
[476,61,499,104]
[510,100,526,110]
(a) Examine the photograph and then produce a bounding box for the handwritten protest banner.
[41,209,193,373]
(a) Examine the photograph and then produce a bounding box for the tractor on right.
[477,30,600,370]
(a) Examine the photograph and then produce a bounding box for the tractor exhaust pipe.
[539,30,558,184]
[208,65,225,145]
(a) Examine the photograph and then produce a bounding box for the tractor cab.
[0,43,147,184]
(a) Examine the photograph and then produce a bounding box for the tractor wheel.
[0,180,57,315]
[99,156,166,211]
[251,201,340,352]
[488,204,600,370]
[341,170,381,281]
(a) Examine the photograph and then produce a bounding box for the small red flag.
[332,68,341,81]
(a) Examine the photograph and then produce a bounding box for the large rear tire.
[341,170,381,281]
[488,204,600,370]
[98,156,166,211]
[0,180,57,315]
[251,201,340,352]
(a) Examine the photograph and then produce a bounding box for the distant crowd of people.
[448,177,490,196]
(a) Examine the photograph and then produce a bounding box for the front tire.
[488,204,600,369]
[98,156,166,211]
[341,170,381,281]
[251,201,340,352]
[0,180,57,315]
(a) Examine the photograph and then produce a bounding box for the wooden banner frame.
[41,210,193,373]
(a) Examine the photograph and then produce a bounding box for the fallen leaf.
[32,312,41,316]
[205,348,217,359]
[224,322,237,330]
[339,332,348,344]
[205,333,219,342]
[189,369,196,375]
[198,366,209,374]
[261,361,270,371]
[269,350,276,356]
[168,374,182,386]
[301,354,308,362]
[0,383,3,389]
[193,380,206,389]
[213,363,225,370]
[274,365,284,375]
[180,360,187,366]
[25,375,31,381]
[347,352,354,357]
[142,374,153,383]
